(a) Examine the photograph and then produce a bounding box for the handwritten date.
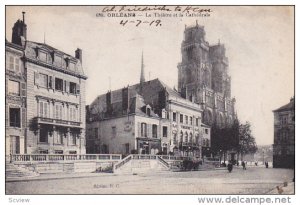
[120,19,162,27]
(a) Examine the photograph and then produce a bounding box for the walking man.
[242,161,246,170]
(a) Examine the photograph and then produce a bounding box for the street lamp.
[262,151,265,165]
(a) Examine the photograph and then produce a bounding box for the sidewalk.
[6,172,115,182]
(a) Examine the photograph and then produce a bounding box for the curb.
[6,173,116,183]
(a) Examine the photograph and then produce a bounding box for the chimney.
[75,48,82,64]
[122,86,129,114]
[106,91,112,115]
[22,11,25,23]
[12,12,27,46]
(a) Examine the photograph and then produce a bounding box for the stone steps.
[114,159,170,174]
[6,163,39,179]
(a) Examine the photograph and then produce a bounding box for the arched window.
[180,131,183,142]
[146,108,151,116]
[204,69,211,87]
[195,134,199,144]
[204,110,213,125]
[189,133,193,143]
[185,132,188,143]
[173,133,177,144]
[219,113,224,127]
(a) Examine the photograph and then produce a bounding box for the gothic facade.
[178,23,236,128]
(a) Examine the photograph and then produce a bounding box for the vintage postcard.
[4,5,294,197]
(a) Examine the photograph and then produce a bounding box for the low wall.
[14,160,119,174]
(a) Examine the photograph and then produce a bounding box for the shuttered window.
[8,56,20,72]
[39,101,49,118]
[55,104,63,119]
[39,73,48,88]
[9,56,14,70]
[69,107,77,122]
[141,123,147,137]
[8,80,20,96]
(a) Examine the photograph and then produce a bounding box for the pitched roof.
[24,41,86,77]
[89,78,195,120]
[273,98,295,112]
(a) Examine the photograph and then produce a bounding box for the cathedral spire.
[140,51,145,84]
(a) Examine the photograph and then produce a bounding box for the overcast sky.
[6,6,294,145]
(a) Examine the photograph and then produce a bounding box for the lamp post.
[262,151,265,165]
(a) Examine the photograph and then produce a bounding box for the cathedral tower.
[178,23,236,127]
[178,23,212,103]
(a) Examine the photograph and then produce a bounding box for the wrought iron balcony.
[36,117,81,128]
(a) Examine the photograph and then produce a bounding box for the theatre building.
[6,13,88,154]
[86,56,210,158]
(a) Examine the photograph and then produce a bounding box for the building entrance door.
[10,136,20,154]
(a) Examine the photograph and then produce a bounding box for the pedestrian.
[242,161,246,170]
[227,162,233,173]
[266,161,269,168]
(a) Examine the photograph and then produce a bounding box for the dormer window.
[55,54,62,66]
[69,62,75,71]
[65,58,70,69]
[39,51,47,62]
[146,105,151,116]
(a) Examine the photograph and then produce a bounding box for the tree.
[210,119,240,163]
[238,121,258,161]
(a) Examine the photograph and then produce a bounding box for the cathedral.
[178,22,236,128]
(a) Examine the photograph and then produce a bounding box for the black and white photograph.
[3,4,295,200]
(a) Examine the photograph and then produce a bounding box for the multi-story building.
[177,23,236,127]
[6,13,87,154]
[5,31,26,155]
[273,97,295,168]
[86,55,210,157]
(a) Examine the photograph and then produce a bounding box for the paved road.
[6,167,294,194]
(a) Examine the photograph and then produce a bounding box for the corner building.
[5,39,26,155]
[273,98,295,168]
[7,13,87,154]
[87,77,210,158]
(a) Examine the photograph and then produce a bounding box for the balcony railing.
[181,142,200,147]
[7,154,122,162]
[37,117,81,127]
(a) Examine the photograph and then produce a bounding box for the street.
[6,166,294,194]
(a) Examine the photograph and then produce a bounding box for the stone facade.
[5,41,26,155]
[273,97,295,168]
[6,13,87,154]
[87,78,210,158]
[177,23,236,127]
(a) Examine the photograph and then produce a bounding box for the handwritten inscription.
[101,6,212,14]
[96,6,212,27]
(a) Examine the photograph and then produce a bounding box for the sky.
[5,6,294,145]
